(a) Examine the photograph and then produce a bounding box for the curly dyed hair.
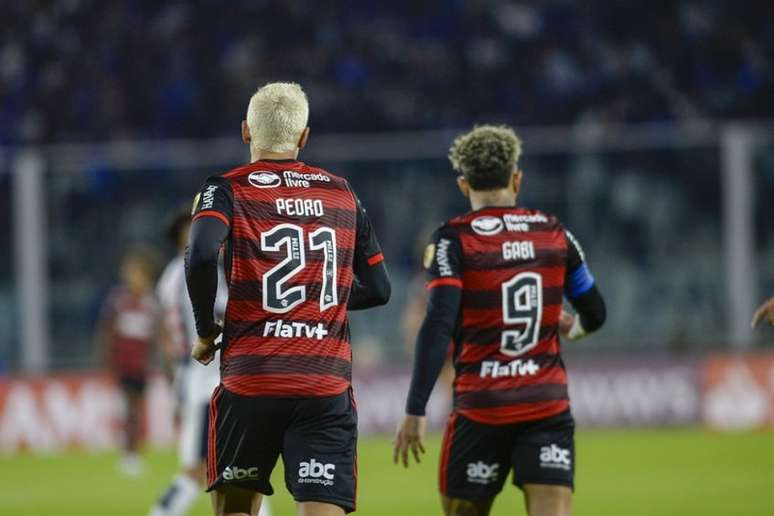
[448,125,522,190]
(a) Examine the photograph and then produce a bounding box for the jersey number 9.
[501,272,543,356]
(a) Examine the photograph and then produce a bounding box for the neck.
[250,147,299,162]
[469,189,517,211]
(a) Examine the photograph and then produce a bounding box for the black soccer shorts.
[439,409,575,500]
[118,375,146,396]
[207,385,358,513]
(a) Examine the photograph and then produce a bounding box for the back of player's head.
[246,82,309,153]
[449,125,522,190]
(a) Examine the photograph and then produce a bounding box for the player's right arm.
[348,192,391,310]
[562,230,606,340]
[185,177,232,363]
[394,225,463,467]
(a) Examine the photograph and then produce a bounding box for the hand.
[752,297,774,328]
[191,326,221,365]
[392,415,426,468]
[559,310,575,338]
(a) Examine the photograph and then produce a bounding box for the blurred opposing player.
[150,209,272,516]
[752,297,774,327]
[96,245,160,476]
[186,82,390,516]
[393,126,606,516]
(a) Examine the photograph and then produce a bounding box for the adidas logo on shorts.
[298,458,336,487]
[539,444,571,471]
[466,461,500,485]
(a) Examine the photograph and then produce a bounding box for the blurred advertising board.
[2,354,773,453]
[0,369,451,454]
[0,373,176,453]
[702,354,774,430]
[568,358,701,427]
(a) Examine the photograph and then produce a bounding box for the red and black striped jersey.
[190,159,384,398]
[98,286,158,377]
[425,206,592,424]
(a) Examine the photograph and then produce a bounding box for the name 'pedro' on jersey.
[190,159,384,398]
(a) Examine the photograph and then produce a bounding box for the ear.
[241,120,251,144]
[456,176,470,199]
[513,169,523,195]
[298,127,310,150]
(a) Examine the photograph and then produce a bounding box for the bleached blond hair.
[246,82,309,153]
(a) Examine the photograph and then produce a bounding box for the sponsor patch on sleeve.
[191,193,201,215]
[423,243,436,269]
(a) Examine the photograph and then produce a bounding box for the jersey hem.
[456,402,570,426]
[220,383,351,400]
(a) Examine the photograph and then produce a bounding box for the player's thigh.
[511,411,575,493]
[283,389,358,513]
[213,484,263,516]
[441,495,495,516]
[296,500,346,516]
[439,413,511,502]
[208,386,283,496]
[523,484,572,516]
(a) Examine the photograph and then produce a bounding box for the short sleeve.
[353,192,385,267]
[424,225,463,289]
[564,229,595,298]
[191,177,233,228]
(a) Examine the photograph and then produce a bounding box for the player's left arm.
[185,177,232,363]
[394,226,463,467]
[348,191,391,310]
[562,229,606,340]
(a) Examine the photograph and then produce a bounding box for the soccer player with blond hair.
[394,126,606,516]
[186,82,390,516]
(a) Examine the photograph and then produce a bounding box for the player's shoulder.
[203,160,280,187]
[428,219,463,244]
[106,284,128,302]
[201,162,254,186]
[449,206,563,234]
[105,284,139,310]
[212,160,352,193]
[511,206,563,228]
[297,161,353,191]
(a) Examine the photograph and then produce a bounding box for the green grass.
[1,429,772,515]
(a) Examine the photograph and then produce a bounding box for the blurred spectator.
[94,245,161,476]
[2,0,773,144]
